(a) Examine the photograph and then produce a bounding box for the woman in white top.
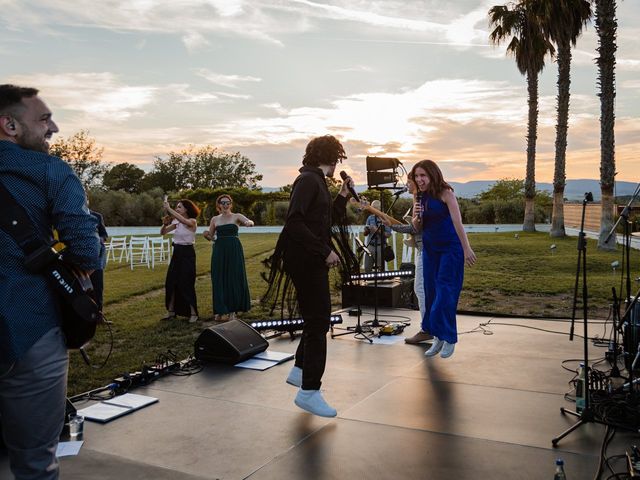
[161,198,200,322]
[204,194,254,321]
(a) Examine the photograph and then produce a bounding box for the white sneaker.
[294,389,337,417]
[424,337,444,357]
[440,341,455,358]
[286,366,302,387]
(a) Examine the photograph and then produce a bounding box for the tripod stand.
[606,183,640,377]
[552,192,608,446]
[332,242,374,343]
[363,190,392,329]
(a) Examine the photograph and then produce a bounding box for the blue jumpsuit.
[421,194,464,344]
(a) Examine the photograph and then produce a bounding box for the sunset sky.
[2,0,638,188]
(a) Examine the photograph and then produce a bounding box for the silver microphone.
[392,186,408,197]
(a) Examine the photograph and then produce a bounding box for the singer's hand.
[413,202,422,218]
[325,250,340,268]
[339,175,353,197]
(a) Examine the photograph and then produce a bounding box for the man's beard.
[17,123,50,153]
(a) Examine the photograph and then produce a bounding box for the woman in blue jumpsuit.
[410,160,476,359]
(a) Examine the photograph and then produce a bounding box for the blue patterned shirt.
[0,140,102,364]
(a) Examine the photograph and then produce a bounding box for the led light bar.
[350,269,413,281]
[249,314,343,332]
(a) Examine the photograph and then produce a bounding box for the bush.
[88,188,164,226]
[464,201,496,224]
[494,199,524,223]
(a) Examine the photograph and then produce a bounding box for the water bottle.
[554,458,567,480]
[575,362,586,413]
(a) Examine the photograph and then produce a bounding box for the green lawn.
[68,231,638,395]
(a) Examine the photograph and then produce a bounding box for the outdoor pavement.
[1,308,639,479]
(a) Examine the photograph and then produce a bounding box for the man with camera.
[0,84,102,479]
[363,199,392,272]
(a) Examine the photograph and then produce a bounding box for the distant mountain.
[451,179,638,200]
[261,179,638,201]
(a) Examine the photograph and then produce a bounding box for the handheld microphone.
[339,171,360,202]
[416,192,423,220]
[392,186,408,197]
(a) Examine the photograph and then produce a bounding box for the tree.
[149,145,263,192]
[535,0,592,238]
[595,0,618,250]
[103,162,146,193]
[49,130,109,188]
[476,178,525,201]
[489,1,555,232]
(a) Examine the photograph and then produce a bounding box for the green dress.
[211,223,251,314]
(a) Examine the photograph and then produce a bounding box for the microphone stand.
[363,189,389,329]
[553,192,609,446]
[331,244,374,343]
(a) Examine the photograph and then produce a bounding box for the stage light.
[366,156,400,188]
[350,269,413,281]
[249,315,343,332]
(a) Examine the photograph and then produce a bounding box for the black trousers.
[285,252,331,391]
[165,244,198,317]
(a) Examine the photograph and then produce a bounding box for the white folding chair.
[149,236,170,269]
[105,236,129,264]
[129,236,150,269]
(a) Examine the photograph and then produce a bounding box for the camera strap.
[0,179,102,351]
[0,180,47,256]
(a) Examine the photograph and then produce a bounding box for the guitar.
[47,244,103,349]
[349,198,402,225]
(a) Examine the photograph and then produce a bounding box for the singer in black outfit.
[269,134,354,417]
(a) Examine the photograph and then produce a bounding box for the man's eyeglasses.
[219,201,231,206]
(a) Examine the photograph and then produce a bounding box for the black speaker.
[341,278,415,309]
[195,320,268,364]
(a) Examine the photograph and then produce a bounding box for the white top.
[171,219,196,245]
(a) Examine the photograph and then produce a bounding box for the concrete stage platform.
[2,309,639,479]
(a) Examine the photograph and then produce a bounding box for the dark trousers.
[285,254,331,391]
[0,327,68,480]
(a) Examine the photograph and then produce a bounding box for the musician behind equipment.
[363,200,392,273]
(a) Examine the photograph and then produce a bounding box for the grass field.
[68,231,639,395]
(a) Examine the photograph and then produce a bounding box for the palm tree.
[535,0,592,238]
[489,1,554,232]
[595,0,618,250]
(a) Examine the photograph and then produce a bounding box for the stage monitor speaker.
[366,156,400,171]
[195,320,268,364]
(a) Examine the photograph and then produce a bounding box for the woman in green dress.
[203,194,254,320]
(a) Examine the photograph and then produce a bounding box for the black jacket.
[282,166,347,261]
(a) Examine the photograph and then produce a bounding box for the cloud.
[194,69,262,88]
[204,78,527,159]
[2,0,495,50]
[336,65,375,73]
[618,58,640,72]
[8,72,157,122]
[182,32,210,52]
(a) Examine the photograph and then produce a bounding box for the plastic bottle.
[554,458,567,480]
[575,362,585,413]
